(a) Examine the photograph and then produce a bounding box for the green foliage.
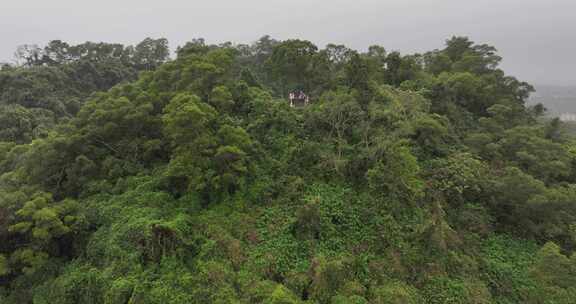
[371,281,421,304]
[481,235,539,303]
[163,93,217,144]
[265,285,302,304]
[367,143,424,202]
[266,39,330,94]
[0,104,54,143]
[309,90,363,175]
[0,254,8,276]
[422,277,492,304]
[424,152,488,204]
[332,295,368,304]
[0,38,170,144]
[163,93,253,198]
[528,242,576,303]
[531,242,576,288]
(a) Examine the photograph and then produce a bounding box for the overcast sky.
[1,0,575,86]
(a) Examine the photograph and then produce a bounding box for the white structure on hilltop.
[288,91,310,107]
[559,113,576,122]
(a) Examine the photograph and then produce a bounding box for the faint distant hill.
[530,85,576,116]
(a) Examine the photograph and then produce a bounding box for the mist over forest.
[530,85,576,115]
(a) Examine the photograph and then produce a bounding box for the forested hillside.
[0,38,169,143]
[1,36,575,304]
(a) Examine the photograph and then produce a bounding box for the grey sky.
[1,0,575,85]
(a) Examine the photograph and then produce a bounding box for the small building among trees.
[288,91,310,107]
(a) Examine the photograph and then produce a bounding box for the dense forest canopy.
[0,38,169,143]
[0,35,575,303]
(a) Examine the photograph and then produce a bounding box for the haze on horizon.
[1,0,575,86]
